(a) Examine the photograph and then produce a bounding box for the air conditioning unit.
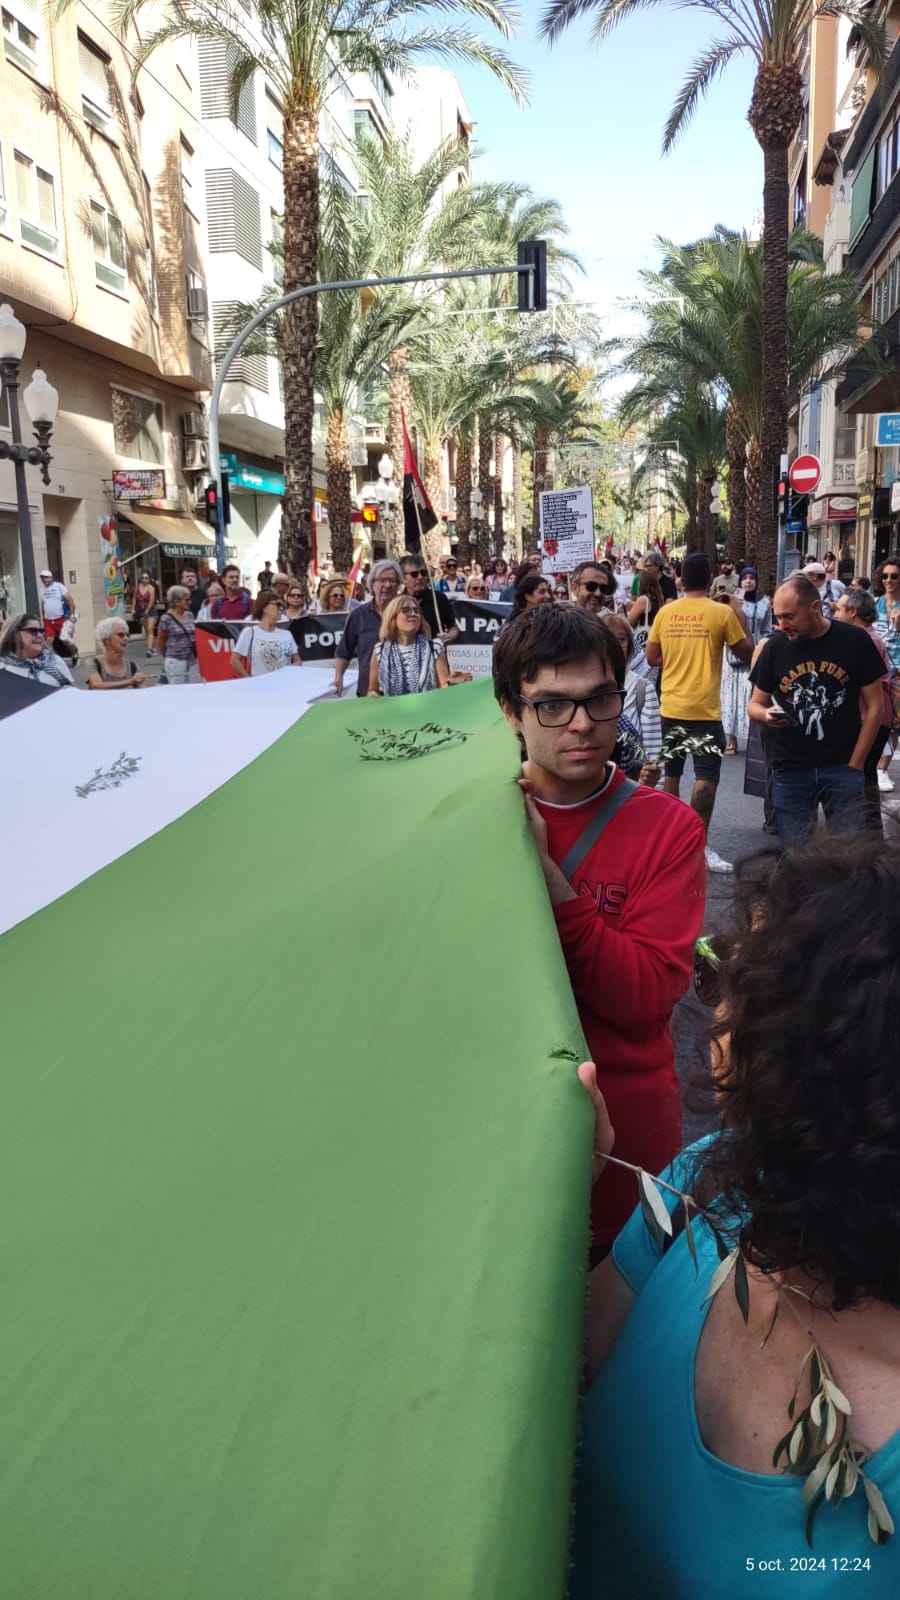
[182,411,208,440]
[186,285,209,321]
[183,438,209,471]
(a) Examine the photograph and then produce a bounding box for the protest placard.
[538,485,594,574]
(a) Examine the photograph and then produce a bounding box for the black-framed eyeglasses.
[519,689,625,727]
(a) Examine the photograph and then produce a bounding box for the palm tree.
[106,0,526,581]
[540,0,884,580]
[616,228,865,574]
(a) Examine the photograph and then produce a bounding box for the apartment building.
[0,0,214,643]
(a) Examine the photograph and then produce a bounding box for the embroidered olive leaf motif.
[75,752,142,798]
[346,724,467,762]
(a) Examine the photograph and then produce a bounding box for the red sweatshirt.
[536,768,706,1248]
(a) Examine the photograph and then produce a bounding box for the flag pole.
[403,411,445,643]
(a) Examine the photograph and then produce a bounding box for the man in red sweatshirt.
[493,605,706,1252]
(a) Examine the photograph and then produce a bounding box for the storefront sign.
[161,542,211,559]
[891,481,900,514]
[219,452,285,496]
[112,469,166,501]
[876,414,900,447]
[859,493,873,519]
[855,449,869,485]
[99,514,125,616]
[825,495,858,520]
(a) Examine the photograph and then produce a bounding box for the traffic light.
[361,504,378,526]
[517,240,548,312]
[204,482,219,527]
[773,466,788,519]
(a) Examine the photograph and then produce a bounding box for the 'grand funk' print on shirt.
[777,659,848,742]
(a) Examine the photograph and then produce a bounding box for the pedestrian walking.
[466,575,489,599]
[368,595,451,696]
[0,612,74,687]
[801,560,843,620]
[834,586,894,833]
[600,612,662,785]
[318,577,349,614]
[646,551,752,873]
[512,572,554,613]
[233,591,301,677]
[709,557,739,598]
[571,562,619,615]
[256,560,275,592]
[38,569,76,644]
[574,834,900,1596]
[133,571,159,655]
[157,586,197,685]
[722,567,772,754]
[197,583,223,621]
[749,575,885,847]
[626,564,665,676]
[493,603,705,1256]
[86,619,146,690]
[180,569,204,617]
[332,559,402,697]
[211,565,253,621]
[400,554,459,644]
[485,558,509,594]
[436,557,466,593]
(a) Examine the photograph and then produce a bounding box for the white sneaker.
[877,769,895,793]
[705,846,733,874]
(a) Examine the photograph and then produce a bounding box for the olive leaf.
[637,1170,673,1241]
[705,1245,739,1302]
[863,1477,895,1541]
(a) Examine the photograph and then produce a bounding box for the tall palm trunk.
[278,100,319,584]
[685,462,701,552]
[532,426,554,541]
[512,445,523,558]
[455,433,472,548]
[725,400,748,562]
[387,349,411,556]
[493,433,505,551]
[701,467,718,566]
[477,418,492,568]
[749,61,803,593]
[326,409,354,572]
[745,435,762,566]
[422,437,444,566]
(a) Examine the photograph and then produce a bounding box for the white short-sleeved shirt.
[235,625,297,675]
[41,582,67,619]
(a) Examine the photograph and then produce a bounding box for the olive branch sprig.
[598,1152,894,1550]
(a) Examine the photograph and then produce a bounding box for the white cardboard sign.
[538,485,595,574]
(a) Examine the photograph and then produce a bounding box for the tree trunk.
[512,446,523,558]
[749,60,802,595]
[493,433,505,552]
[477,417,492,568]
[725,400,748,562]
[745,434,762,569]
[532,426,555,542]
[701,467,719,567]
[326,409,354,572]
[422,437,443,567]
[685,462,701,552]
[387,349,412,556]
[278,100,319,585]
[455,432,472,548]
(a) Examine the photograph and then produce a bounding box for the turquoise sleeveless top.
[571,1148,900,1598]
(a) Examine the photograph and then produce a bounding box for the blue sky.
[455,5,764,334]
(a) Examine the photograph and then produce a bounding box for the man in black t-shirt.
[749,575,885,847]
[400,552,460,645]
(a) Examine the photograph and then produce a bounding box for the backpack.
[213,590,251,619]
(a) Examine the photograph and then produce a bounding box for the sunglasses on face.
[21,626,45,636]
[582,581,610,594]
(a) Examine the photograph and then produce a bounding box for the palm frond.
[663,39,744,151]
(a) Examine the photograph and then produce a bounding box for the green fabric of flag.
[0,678,592,1599]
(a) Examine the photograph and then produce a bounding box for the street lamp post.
[0,304,59,616]
[375,451,400,550]
[469,486,484,567]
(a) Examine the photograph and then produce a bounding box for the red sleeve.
[552,809,706,1027]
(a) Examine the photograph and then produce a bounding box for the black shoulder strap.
[558,776,640,881]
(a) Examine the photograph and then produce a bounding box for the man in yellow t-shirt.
[647,551,753,874]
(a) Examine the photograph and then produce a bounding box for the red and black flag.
[403,412,437,545]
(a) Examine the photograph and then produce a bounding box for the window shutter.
[78,34,110,109]
[213,301,269,391]
[205,168,262,268]
[198,39,256,142]
[849,145,877,250]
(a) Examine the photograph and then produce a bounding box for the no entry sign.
[789,454,821,495]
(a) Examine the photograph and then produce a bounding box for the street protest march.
[194,595,511,681]
[0,674,591,1599]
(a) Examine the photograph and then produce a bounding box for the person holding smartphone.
[748,575,885,847]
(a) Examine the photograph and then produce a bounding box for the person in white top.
[232,590,301,676]
[39,569,75,642]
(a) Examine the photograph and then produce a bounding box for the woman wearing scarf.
[0,612,75,688]
[368,595,452,697]
[721,567,772,754]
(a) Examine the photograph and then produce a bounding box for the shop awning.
[122,510,216,558]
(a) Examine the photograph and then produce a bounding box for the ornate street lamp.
[469,486,484,560]
[0,303,58,613]
[375,451,400,547]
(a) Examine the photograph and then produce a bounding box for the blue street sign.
[877,414,900,447]
[786,518,805,533]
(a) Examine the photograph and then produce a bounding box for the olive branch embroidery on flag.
[347,724,467,761]
[75,753,142,798]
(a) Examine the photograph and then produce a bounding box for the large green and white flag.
[0,677,592,1598]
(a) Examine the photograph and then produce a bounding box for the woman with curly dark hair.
[511,571,553,613]
[572,834,900,1596]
